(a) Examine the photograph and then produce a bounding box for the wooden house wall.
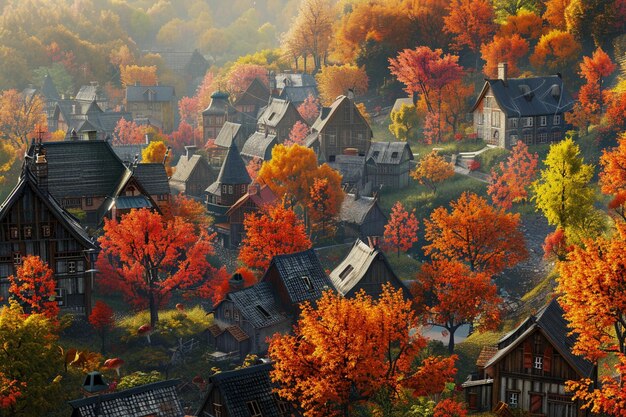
[366,160,411,189]
[345,256,403,299]
[361,205,386,238]
[319,99,372,160]
[260,105,303,142]
[488,330,585,416]
[187,161,213,198]
[0,185,92,314]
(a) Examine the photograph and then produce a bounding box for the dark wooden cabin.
[338,193,386,241]
[169,146,214,200]
[257,97,305,142]
[365,141,414,189]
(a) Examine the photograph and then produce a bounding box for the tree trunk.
[448,327,456,354]
[148,272,158,330]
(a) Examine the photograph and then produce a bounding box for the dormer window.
[246,400,262,417]
[339,265,353,280]
[391,151,399,158]
[256,305,271,319]
[372,151,380,158]
[302,276,313,291]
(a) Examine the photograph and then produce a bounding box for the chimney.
[229,273,244,291]
[34,146,48,191]
[145,133,149,144]
[185,145,197,160]
[498,62,508,83]
[347,89,355,100]
[70,129,79,141]
[162,146,171,165]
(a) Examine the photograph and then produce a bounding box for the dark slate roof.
[112,143,147,165]
[199,364,286,417]
[274,72,316,89]
[234,78,270,107]
[170,154,207,184]
[215,122,243,148]
[75,84,105,103]
[0,170,94,249]
[224,282,289,329]
[69,379,184,417]
[328,155,365,184]
[202,91,236,116]
[133,163,171,195]
[209,142,251,189]
[30,140,128,199]
[41,74,59,100]
[263,249,334,305]
[278,86,318,104]
[257,98,292,128]
[126,85,175,102]
[485,298,593,378]
[339,194,381,225]
[366,141,413,165]
[240,132,277,161]
[471,76,574,117]
[115,195,152,210]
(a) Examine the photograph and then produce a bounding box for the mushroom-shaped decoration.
[104,358,124,376]
[192,375,205,390]
[138,324,154,344]
[176,303,185,311]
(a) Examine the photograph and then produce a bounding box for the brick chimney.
[498,62,508,83]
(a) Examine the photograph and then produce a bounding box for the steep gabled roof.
[240,131,277,161]
[235,78,270,107]
[224,282,289,328]
[198,364,288,417]
[69,380,184,417]
[484,298,593,378]
[278,86,318,104]
[133,163,170,195]
[215,122,243,148]
[263,249,334,305]
[257,98,293,128]
[471,76,574,117]
[170,154,209,185]
[310,95,372,137]
[366,142,413,165]
[392,97,413,113]
[328,155,365,184]
[209,142,251,189]
[339,194,383,225]
[75,84,105,103]
[126,85,175,102]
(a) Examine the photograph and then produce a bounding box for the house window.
[246,400,262,417]
[228,185,233,194]
[509,118,518,128]
[540,116,547,126]
[302,276,313,291]
[539,133,548,143]
[42,225,51,237]
[86,197,93,207]
[23,226,32,239]
[553,115,561,125]
[158,194,168,201]
[224,309,231,319]
[233,310,240,321]
[9,227,18,240]
[534,356,543,370]
[507,391,519,408]
[12,252,21,266]
[275,394,288,415]
[328,134,336,145]
[510,134,518,144]
[477,113,484,125]
[491,111,500,127]
[523,117,534,127]
[339,265,354,280]
[391,151,399,159]
[553,131,561,141]
[523,133,533,145]
[68,261,76,274]
[214,404,223,417]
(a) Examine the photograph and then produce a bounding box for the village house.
[69,379,184,417]
[271,71,318,106]
[471,63,574,149]
[462,298,593,416]
[306,95,372,163]
[234,78,271,135]
[111,143,149,165]
[338,192,386,241]
[214,121,247,162]
[197,363,300,417]
[51,99,131,141]
[257,97,305,142]
[130,163,171,212]
[0,140,96,315]
[329,239,411,299]
[146,49,210,95]
[202,91,239,146]
[240,131,278,163]
[75,82,108,110]
[169,146,215,200]
[125,84,176,133]
[365,141,414,189]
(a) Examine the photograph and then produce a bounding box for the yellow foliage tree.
[120,65,158,87]
[141,141,173,176]
[316,64,369,106]
[389,103,419,142]
[530,30,581,73]
[411,150,455,192]
[0,89,46,149]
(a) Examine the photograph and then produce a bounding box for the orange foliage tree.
[599,132,626,219]
[557,223,626,415]
[8,255,59,320]
[316,64,369,106]
[424,192,528,274]
[269,285,457,417]
[606,90,626,132]
[414,260,501,353]
[96,208,218,327]
[530,29,581,73]
[480,34,529,78]
[0,372,22,410]
[0,89,46,149]
[308,177,344,241]
[542,228,571,261]
[488,140,538,210]
[443,0,497,55]
[163,194,213,234]
[499,10,545,40]
[120,65,157,86]
[384,201,419,257]
[141,140,173,176]
[238,202,312,272]
[246,157,262,182]
[442,80,475,135]
[168,121,202,154]
[543,0,570,29]
[411,150,455,193]
[89,301,115,354]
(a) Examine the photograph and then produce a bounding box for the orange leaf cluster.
[308,177,343,240]
[0,89,47,149]
[285,121,309,147]
[488,140,538,210]
[542,228,571,261]
[424,192,528,274]
[600,133,626,217]
[411,150,454,192]
[383,201,419,256]
[238,203,312,272]
[443,0,497,53]
[530,29,581,72]
[163,194,213,234]
[8,255,59,320]
[315,64,369,106]
[481,34,529,79]
[0,372,23,409]
[297,94,320,125]
[498,10,545,40]
[119,65,157,87]
[269,285,457,417]
[113,118,145,145]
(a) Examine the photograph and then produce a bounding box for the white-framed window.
[508,391,519,408]
[246,400,262,417]
[12,252,21,266]
[540,116,547,126]
[510,134,518,144]
[491,111,500,127]
[9,227,18,240]
[534,356,543,369]
[523,133,532,144]
[554,115,561,125]
[539,133,548,143]
[68,261,76,274]
[509,118,518,128]
[523,117,534,127]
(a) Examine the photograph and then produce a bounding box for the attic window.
[372,151,380,158]
[268,112,276,121]
[246,400,263,417]
[338,265,354,280]
[256,305,271,319]
[518,84,534,101]
[302,276,313,291]
[391,152,399,158]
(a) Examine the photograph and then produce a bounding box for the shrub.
[468,160,481,171]
[117,371,164,390]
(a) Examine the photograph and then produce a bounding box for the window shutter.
[543,345,553,373]
[524,341,533,369]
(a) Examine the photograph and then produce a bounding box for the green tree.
[32,63,74,96]
[532,137,602,241]
[389,103,419,142]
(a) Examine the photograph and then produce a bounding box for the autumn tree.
[542,228,571,261]
[488,140,538,210]
[389,103,419,142]
[498,10,545,41]
[316,64,369,106]
[141,140,173,176]
[599,132,626,219]
[163,194,213,234]
[414,260,501,353]
[120,65,157,87]
[269,285,457,417]
[0,372,22,410]
[564,0,626,49]
[389,47,463,142]
[178,96,200,127]
[168,121,202,154]
[480,34,529,78]
[441,80,475,136]
[308,177,344,241]
[383,202,419,258]
[89,301,115,354]
[543,0,570,29]
[0,89,46,150]
[297,94,320,124]
[530,30,581,74]
[286,121,310,146]
[97,208,216,327]
[113,118,145,145]
[225,64,269,100]
[606,90,626,132]
[532,137,601,241]
[246,157,263,182]
[8,256,59,320]
[424,192,528,274]
[238,203,312,272]
[443,0,497,58]
[411,150,455,193]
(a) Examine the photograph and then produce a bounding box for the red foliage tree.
[178,96,200,126]
[285,121,309,146]
[226,64,269,100]
[413,260,501,353]
[0,373,22,410]
[434,399,468,417]
[384,201,419,257]
[8,255,59,319]
[443,0,497,55]
[297,94,320,124]
[168,121,202,154]
[89,301,115,354]
[488,140,538,210]
[600,132,626,219]
[606,91,626,132]
[424,192,528,274]
[97,208,217,326]
[239,203,312,272]
[542,228,571,261]
[113,118,145,145]
[308,177,343,241]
